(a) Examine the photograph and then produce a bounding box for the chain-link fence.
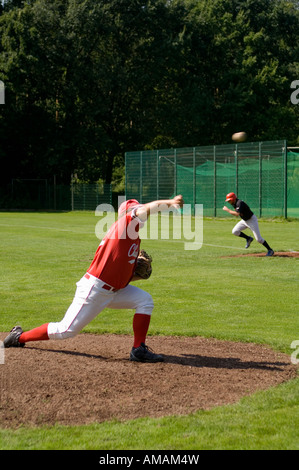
[71,183,112,210]
[0,180,112,211]
[287,150,299,218]
[126,140,299,218]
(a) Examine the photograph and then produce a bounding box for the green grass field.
[0,211,298,450]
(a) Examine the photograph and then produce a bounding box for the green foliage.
[0,0,298,186]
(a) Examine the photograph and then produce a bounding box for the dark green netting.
[126,141,299,218]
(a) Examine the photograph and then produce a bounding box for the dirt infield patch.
[0,334,297,429]
[223,251,299,258]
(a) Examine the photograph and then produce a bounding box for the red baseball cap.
[118,199,141,216]
[225,192,237,203]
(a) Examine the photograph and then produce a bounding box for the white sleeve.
[131,207,144,225]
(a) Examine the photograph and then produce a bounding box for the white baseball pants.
[232,214,264,244]
[47,274,154,340]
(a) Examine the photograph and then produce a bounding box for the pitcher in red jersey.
[3,196,184,362]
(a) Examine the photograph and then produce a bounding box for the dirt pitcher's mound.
[0,334,297,428]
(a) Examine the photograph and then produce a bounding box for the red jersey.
[87,209,141,289]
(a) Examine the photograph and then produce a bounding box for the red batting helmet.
[118,199,141,217]
[225,192,237,203]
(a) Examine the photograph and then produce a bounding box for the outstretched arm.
[136,195,184,222]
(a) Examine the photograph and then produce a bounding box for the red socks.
[19,323,49,344]
[18,316,151,347]
[133,313,151,348]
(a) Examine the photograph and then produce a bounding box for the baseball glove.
[134,250,152,280]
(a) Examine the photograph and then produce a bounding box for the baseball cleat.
[266,249,274,257]
[130,343,164,363]
[3,326,25,348]
[245,236,253,249]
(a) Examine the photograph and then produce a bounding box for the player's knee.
[47,321,80,340]
[252,232,264,244]
[232,227,240,236]
[58,328,78,340]
[136,292,154,316]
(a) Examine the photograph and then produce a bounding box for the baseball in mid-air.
[232,131,247,143]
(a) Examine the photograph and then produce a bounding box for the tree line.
[0,0,298,186]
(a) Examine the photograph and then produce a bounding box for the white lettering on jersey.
[128,243,139,264]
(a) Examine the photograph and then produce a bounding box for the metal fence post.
[71,182,74,211]
[53,175,56,210]
[125,152,127,199]
[235,144,238,195]
[193,147,196,216]
[283,140,287,219]
[174,149,177,196]
[259,142,262,218]
[157,150,159,200]
[213,146,216,217]
[140,151,143,203]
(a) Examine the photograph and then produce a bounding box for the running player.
[3,195,184,362]
[223,192,274,256]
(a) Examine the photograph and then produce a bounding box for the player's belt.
[84,273,118,292]
[101,283,118,292]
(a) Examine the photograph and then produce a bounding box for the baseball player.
[223,192,274,256]
[3,195,184,362]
